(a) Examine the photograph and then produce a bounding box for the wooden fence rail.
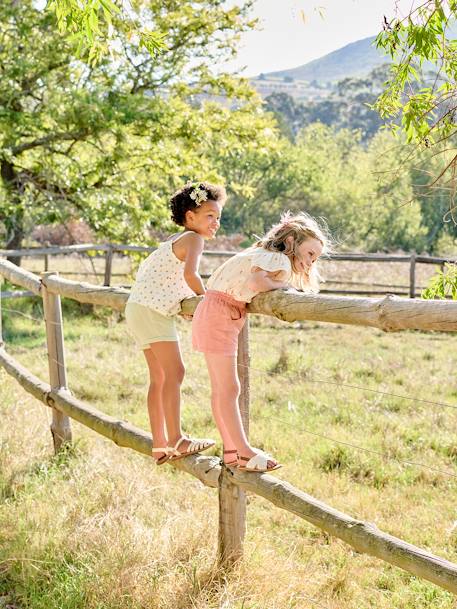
[2,259,457,331]
[1,259,457,593]
[1,243,456,298]
[1,243,456,265]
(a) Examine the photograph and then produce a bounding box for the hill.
[264,35,388,84]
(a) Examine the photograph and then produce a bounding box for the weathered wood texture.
[0,259,41,294]
[0,277,2,345]
[1,345,457,593]
[0,347,220,488]
[409,253,417,299]
[246,290,457,332]
[230,470,457,594]
[103,245,114,286]
[41,273,72,451]
[237,319,250,435]
[218,469,246,565]
[2,259,457,331]
[218,319,251,565]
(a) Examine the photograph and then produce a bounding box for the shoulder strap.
[169,230,196,245]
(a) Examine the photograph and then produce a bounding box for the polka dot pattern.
[128,235,195,316]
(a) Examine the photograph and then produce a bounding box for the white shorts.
[125,302,178,350]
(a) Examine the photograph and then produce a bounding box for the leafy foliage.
[0,0,265,257]
[422,263,457,299]
[374,2,457,202]
[46,0,167,64]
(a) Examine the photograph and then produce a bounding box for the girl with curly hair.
[125,182,226,464]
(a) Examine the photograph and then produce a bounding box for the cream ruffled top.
[207,247,292,303]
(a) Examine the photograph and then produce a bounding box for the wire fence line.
[186,397,457,482]
[3,264,457,591]
[179,341,457,413]
[5,306,455,416]
[180,370,457,482]
[5,310,452,483]
[237,359,457,413]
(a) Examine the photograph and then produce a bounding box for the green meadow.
[1,297,456,609]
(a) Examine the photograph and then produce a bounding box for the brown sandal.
[223,449,238,468]
[151,447,170,466]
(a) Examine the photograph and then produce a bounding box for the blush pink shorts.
[192,290,246,357]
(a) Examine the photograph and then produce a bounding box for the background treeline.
[0,1,456,257]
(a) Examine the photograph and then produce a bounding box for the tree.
[0,0,261,263]
[292,124,426,251]
[375,2,457,201]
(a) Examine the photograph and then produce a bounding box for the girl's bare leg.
[147,340,196,452]
[143,347,168,462]
[205,354,254,459]
[205,353,278,467]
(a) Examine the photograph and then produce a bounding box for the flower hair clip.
[189,185,208,206]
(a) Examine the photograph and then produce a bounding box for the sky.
[225,0,415,76]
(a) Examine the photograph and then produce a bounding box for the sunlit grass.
[1,301,456,608]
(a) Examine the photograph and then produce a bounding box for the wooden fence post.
[104,245,114,286]
[218,318,250,566]
[44,254,49,272]
[0,275,3,347]
[41,272,72,452]
[409,252,416,298]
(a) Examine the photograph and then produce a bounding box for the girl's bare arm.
[182,233,206,295]
[247,267,289,293]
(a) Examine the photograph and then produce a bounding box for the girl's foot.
[167,436,215,461]
[237,450,281,473]
[151,447,170,466]
[222,449,238,468]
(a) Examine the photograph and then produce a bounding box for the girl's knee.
[163,363,185,385]
[149,368,166,387]
[215,381,240,401]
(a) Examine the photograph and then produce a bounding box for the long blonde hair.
[254,211,331,292]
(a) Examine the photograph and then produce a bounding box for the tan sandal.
[167,436,215,461]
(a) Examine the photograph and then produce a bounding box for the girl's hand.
[180,313,193,321]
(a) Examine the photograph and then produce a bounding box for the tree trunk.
[1,160,24,266]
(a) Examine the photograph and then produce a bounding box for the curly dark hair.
[169,181,227,226]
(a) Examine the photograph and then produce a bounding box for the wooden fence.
[1,258,457,594]
[1,243,456,297]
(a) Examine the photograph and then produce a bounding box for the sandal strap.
[168,436,215,457]
[239,453,276,470]
[152,447,169,454]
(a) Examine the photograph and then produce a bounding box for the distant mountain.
[262,19,457,84]
[263,36,388,84]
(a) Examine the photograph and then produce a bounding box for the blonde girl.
[192,211,329,472]
[125,182,226,465]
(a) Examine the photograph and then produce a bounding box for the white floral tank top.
[127,232,196,317]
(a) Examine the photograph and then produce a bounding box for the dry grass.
[1,298,457,608]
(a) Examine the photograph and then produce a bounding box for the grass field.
[1,295,457,609]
